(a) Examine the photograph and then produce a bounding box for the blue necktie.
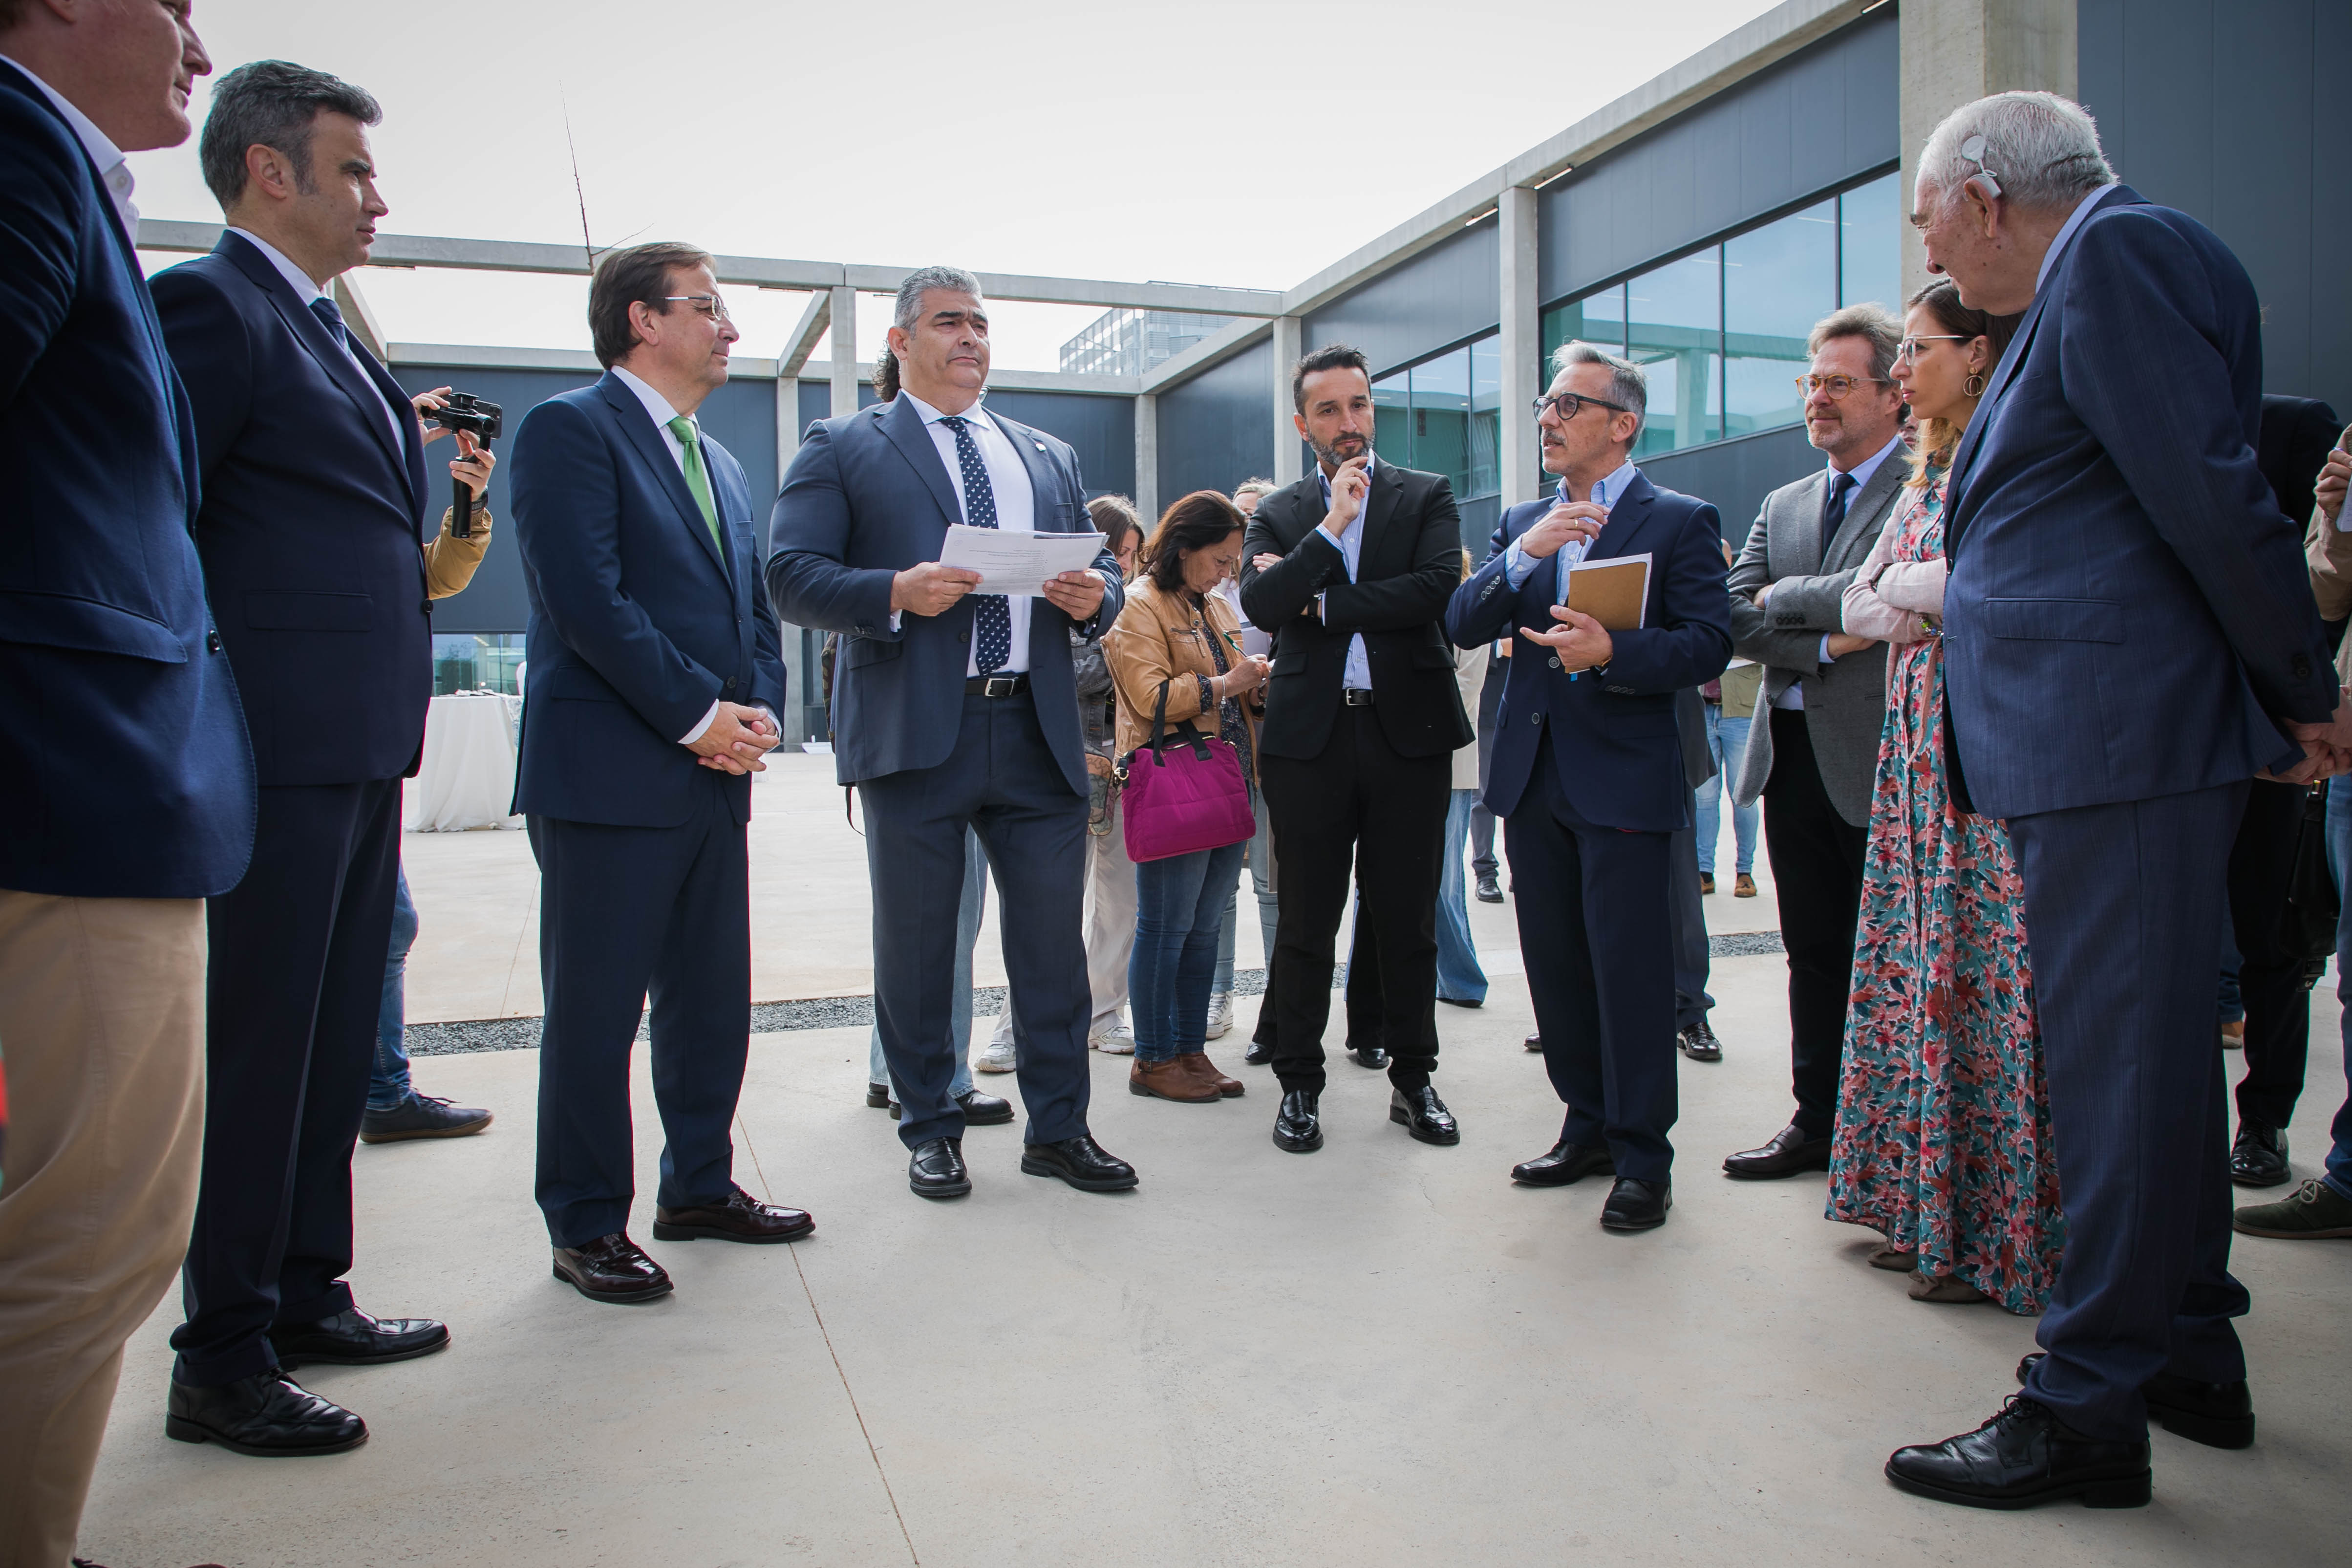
[1822,469,1856,540]
[939,415,1012,674]
[309,294,348,348]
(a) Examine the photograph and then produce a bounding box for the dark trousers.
[862,691,1092,1149]
[1507,745,1677,1181]
[1260,707,1451,1095]
[173,778,402,1387]
[1760,707,1867,1137]
[2012,780,2250,1441]
[1469,804,1498,879]
[1669,786,1712,1031]
[2226,778,2312,1131]
[529,785,751,1248]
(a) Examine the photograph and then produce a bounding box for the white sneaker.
[975,1033,1018,1074]
[1090,1022,1135,1055]
[1205,992,1234,1040]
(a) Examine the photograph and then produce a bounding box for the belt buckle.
[1343,687,1374,707]
[984,675,1020,697]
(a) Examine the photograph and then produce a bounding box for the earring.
[1964,372,1986,398]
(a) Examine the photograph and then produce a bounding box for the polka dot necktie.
[939,415,1012,674]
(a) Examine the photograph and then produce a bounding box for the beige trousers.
[0,892,207,1568]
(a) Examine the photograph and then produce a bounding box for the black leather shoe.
[1677,1019,1722,1062]
[1885,1396,2151,1509]
[1475,872,1502,903]
[1389,1085,1460,1145]
[1020,1133,1138,1192]
[1723,1122,1832,1179]
[1523,1031,1542,1052]
[1347,1042,1389,1069]
[884,1087,1017,1126]
[2229,1121,2289,1188]
[1243,1039,1275,1066]
[166,1368,367,1457]
[553,1232,673,1303]
[653,1183,815,1243]
[1512,1139,1614,1186]
[866,1082,892,1109]
[1600,1176,1671,1231]
[359,1092,492,1143]
[2014,1353,2254,1450]
[909,1136,970,1199]
[1273,1090,1323,1153]
[273,1307,448,1369]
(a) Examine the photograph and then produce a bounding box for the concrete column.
[1497,184,1541,507]
[1899,0,2079,297]
[330,273,388,361]
[1134,392,1158,522]
[829,285,859,416]
[1271,315,1303,485]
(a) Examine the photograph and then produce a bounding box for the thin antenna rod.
[561,86,594,271]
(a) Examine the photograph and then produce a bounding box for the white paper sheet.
[939,526,1107,597]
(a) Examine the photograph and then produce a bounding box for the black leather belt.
[966,674,1029,696]
[1342,688,1376,707]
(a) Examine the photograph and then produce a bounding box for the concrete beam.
[1270,317,1303,487]
[1139,316,1274,395]
[330,273,389,361]
[1134,393,1159,522]
[777,292,832,380]
[829,287,859,418]
[388,343,788,378]
[1498,186,1541,509]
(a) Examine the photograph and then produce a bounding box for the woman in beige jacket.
[1104,492,1268,1103]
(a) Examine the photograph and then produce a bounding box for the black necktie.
[309,294,349,349]
[1822,470,1856,544]
[939,415,1012,674]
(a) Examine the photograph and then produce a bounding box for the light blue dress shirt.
[1313,454,1377,691]
[1504,460,1641,597]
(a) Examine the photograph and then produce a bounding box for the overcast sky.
[130,0,1784,369]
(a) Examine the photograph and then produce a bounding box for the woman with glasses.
[1825,280,2061,1312]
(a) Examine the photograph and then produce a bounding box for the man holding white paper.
[1445,342,1731,1232]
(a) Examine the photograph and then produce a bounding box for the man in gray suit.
[1721,304,1904,1178]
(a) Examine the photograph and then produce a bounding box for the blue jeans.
[1213,784,1280,994]
[368,864,420,1113]
[1132,839,1247,1062]
[2323,777,2352,1199]
[869,825,984,1097]
[1437,788,1488,1004]
[1694,709,1757,875]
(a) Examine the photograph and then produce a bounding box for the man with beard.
[1238,344,1473,1155]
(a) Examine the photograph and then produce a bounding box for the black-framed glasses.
[663,294,733,324]
[1794,373,1892,400]
[1532,391,1631,422]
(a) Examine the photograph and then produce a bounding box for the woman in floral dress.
[1826,280,2062,1313]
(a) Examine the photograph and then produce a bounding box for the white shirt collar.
[610,363,692,433]
[1831,433,1906,491]
[1,53,138,233]
[2035,185,2115,296]
[226,227,328,304]
[1557,458,1638,509]
[901,388,991,432]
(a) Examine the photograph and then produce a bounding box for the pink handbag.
[1120,681,1255,863]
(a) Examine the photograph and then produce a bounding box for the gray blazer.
[1726,453,1907,824]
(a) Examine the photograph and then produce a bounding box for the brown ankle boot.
[1183,1052,1244,1097]
[1130,1055,1220,1102]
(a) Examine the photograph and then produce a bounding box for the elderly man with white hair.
[1881,91,2339,1511]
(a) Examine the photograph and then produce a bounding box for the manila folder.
[1564,553,1650,631]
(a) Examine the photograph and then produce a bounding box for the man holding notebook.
[1446,341,1731,1232]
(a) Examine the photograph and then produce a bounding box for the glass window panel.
[1723,199,1836,439]
[1540,288,1625,381]
[1626,250,1721,457]
[1839,171,1902,312]
[432,633,525,696]
[1466,336,1501,499]
[1409,347,1472,501]
[1372,370,1410,467]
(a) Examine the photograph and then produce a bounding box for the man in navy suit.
[0,6,251,1557]
[1447,342,1730,1233]
[510,242,807,1305]
[153,60,492,1459]
[769,266,1135,1202]
[1883,92,2340,1511]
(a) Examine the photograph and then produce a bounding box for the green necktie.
[666,415,721,548]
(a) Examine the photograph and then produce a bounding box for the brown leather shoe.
[552,1232,673,1304]
[1185,1052,1244,1097]
[1130,1055,1220,1102]
[1733,872,1757,897]
[653,1183,814,1244]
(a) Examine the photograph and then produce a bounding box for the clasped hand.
[690,702,779,774]
[2274,701,2352,785]
[1519,604,1613,672]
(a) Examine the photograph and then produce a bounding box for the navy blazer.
[1446,473,1732,832]
[510,373,787,828]
[153,231,434,787]
[1942,184,2338,819]
[766,395,1120,795]
[0,61,253,898]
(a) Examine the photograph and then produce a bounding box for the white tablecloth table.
[403,691,523,832]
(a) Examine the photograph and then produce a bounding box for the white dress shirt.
[1772,432,1907,711]
[2,55,138,234]
[901,389,1038,677]
[1312,452,1379,691]
[227,227,406,453]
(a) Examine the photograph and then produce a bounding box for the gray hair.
[1807,302,1904,386]
[199,61,382,210]
[893,265,984,334]
[1919,90,2115,215]
[1550,340,1646,438]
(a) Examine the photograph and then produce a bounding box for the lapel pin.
[1034,441,1047,452]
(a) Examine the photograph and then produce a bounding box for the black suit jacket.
[2258,394,2341,538]
[1237,459,1473,760]
[152,232,434,787]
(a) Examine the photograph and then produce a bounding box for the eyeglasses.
[1896,335,1971,363]
[663,294,733,325]
[1531,391,1631,422]
[1794,373,1893,400]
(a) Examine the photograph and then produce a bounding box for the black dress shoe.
[2014,1353,2255,1450]
[553,1232,673,1304]
[1273,1089,1323,1153]
[1512,1139,1614,1186]
[956,1088,1015,1125]
[1885,1396,2151,1509]
[1722,1122,1833,1179]
[1677,1019,1722,1062]
[1389,1085,1460,1145]
[1475,872,1503,903]
[909,1136,970,1199]
[1020,1133,1138,1191]
[273,1307,448,1369]
[166,1368,367,1457]
[653,1182,815,1243]
[1523,1031,1542,1052]
[359,1092,492,1143]
[2229,1121,2289,1188]
[1600,1176,1671,1231]
[866,1082,892,1109]
[1347,1043,1389,1069]
[1243,1039,1275,1066]
[1436,994,1482,1009]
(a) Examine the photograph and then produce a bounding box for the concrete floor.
[79,953,2352,1566]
